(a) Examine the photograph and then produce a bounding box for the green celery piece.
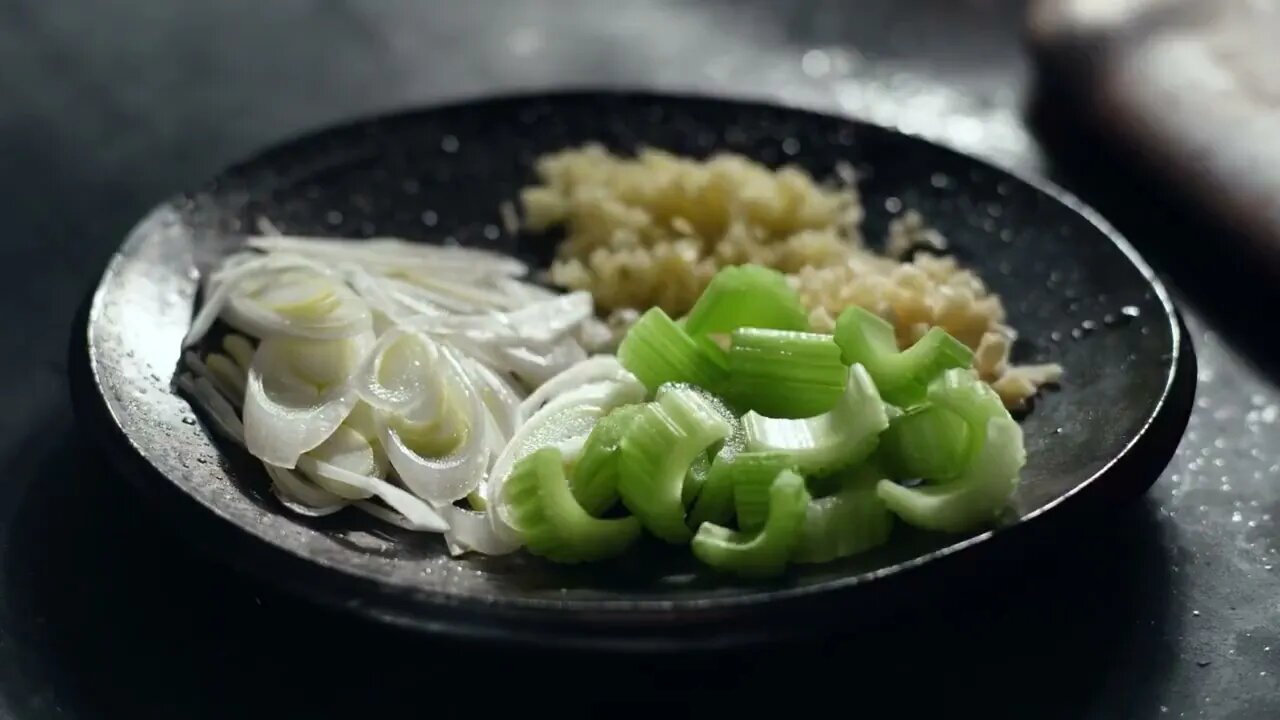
[878,404,971,482]
[682,451,713,507]
[682,265,809,337]
[876,369,1025,533]
[617,385,734,542]
[793,464,894,563]
[569,404,646,516]
[728,327,846,418]
[617,307,728,394]
[742,363,889,476]
[691,469,811,578]
[503,446,642,563]
[731,452,803,532]
[833,306,974,406]
[686,392,749,529]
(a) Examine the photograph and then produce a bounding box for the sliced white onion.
[485,377,646,535]
[351,327,449,423]
[296,456,449,532]
[377,346,489,504]
[298,426,383,499]
[184,253,325,347]
[263,463,350,516]
[242,331,372,469]
[499,337,589,388]
[436,504,523,556]
[463,358,524,440]
[414,291,594,350]
[517,355,637,424]
[222,266,373,341]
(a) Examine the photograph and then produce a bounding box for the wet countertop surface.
[0,1,1276,717]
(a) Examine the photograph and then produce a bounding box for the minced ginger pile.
[517,143,1061,408]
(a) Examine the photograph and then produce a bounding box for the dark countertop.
[0,1,1275,718]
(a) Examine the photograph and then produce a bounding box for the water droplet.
[1053,427,1063,434]
[182,417,196,426]
[1049,331,1063,343]
[1081,319,1098,333]
[801,49,831,78]
[1121,305,1140,318]
[1070,327,1084,341]
[987,203,1003,218]
[1192,610,1201,617]
[421,210,438,227]
[930,172,951,189]
[999,228,1014,243]
[884,197,903,213]
[1102,313,1118,326]
[196,457,208,465]
[483,224,501,240]
[325,210,343,226]
[996,181,1012,196]
[441,135,460,153]
[781,137,800,156]
[1232,511,1243,522]
[1197,660,1212,668]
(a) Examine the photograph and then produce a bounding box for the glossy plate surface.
[72,91,1195,650]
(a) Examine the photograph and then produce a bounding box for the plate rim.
[74,87,1196,639]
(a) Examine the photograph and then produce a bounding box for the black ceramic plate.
[71,90,1195,650]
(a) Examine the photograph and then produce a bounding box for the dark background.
[1,1,1277,717]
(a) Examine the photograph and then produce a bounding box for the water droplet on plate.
[421,210,438,227]
[930,172,951,189]
[781,137,800,156]
[1121,305,1140,318]
[441,135,460,153]
[884,197,903,213]
[182,417,196,426]
[325,210,343,226]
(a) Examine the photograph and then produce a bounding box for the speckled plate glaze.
[71,90,1195,650]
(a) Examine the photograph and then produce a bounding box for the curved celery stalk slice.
[833,306,974,406]
[676,384,746,528]
[682,265,809,337]
[691,470,811,578]
[617,307,728,394]
[617,386,733,543]
[569,403,646,517]
[878,404,971,482]
[728,328,846,418]
[730,452,802,532]
[503,446,641,563]
[682,451,712,508]
[793,465,894,563]
[742,363,889,476]
[876,369,1026,533]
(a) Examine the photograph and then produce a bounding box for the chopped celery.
[569,404,645,516]
[730,452,802,531]
[503,446,642,563]
[687,460,735,529]
[682,451,712,507]
[793,465,894,563]
[833,306,974,406]
[878,404,971,481]
[618,385,734,542]
[728,328,846,418]
[618,307,728,394]
[682,265,809,337]
[877,369,1026,533]
[743,363,889,475]
[691,469,810,578]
